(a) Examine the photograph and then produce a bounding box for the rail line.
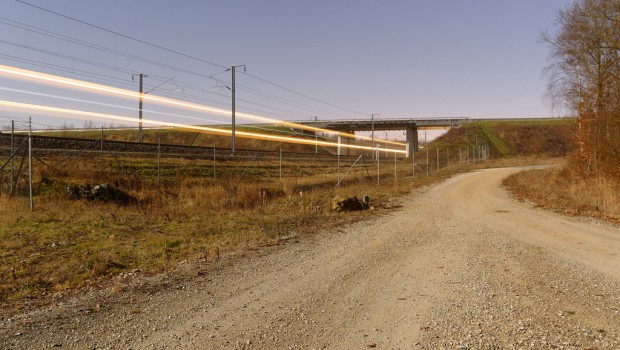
[0,133,381,163]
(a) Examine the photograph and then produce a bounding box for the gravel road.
[2,167,620,349]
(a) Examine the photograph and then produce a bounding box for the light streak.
[0,64,405,146]
[0,87,383,145]
[0,100,407,154]
[0,86,230,127]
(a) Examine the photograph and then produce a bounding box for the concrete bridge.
[296,117,566,158]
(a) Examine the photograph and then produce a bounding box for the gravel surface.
[1,167,619,349]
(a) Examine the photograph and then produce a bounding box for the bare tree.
[543,0,620,179]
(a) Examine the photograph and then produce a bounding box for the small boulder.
[66,183,135,205]
[332,195,370,212]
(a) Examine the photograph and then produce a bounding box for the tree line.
[543,0,620,179]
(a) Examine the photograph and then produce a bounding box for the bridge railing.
[292,117,471,124]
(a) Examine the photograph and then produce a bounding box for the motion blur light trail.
[0,86,235,128]
[0,86,395,150]
[0,64,405,146]
[0,100,407,154]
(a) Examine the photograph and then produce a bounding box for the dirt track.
[2,167,620,349]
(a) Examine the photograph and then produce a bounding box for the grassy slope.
[435,119,574,158]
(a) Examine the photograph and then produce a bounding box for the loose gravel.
[1,167,619,349]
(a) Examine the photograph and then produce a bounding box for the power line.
[243,72,368,117]
[0,48,336,122]
[0,17,226,81]
[12,1,370,118]
[15,0,228,70]
[0,26,349,120]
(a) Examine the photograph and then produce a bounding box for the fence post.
[213,145,216,180]
[100,126,104,179]
[472,145,476,163]
[412,149,415,177]
[315,116,318,154]
[10,120,14,194]
[279,147,282,191]
[337,136,341,187]
[157,135,161,187]
[28,117,33,210]
[360,155,364,183]
[426,148,429,176]
[394,147,397,182]
[257,145,260,181]
[376,149,380,185]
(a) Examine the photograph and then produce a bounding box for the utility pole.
[230,65,246,156]
[132,73,146,143]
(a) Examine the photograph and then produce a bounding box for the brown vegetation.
[504,165,620,222]
[0,117,580,308]
[543,0,620,180]
[503,0,620,225]
[0,147,454,306]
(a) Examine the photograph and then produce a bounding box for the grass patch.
[0,150,472,306]
[503,164,620,222]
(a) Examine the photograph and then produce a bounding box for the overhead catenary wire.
[0,54,325,128]
[0,39,353,121]
[0,99,407,154]
[0,7,410,147]
[10,2,371,119]
[14,0,228,70]
[0,64,406,146]
[0,86,338,140]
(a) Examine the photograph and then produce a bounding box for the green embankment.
[480,123,511,157]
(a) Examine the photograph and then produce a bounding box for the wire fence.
[0,125,490,209]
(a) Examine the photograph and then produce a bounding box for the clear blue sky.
[0,0,573,131]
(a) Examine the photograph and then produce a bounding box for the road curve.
[2,167,619,349]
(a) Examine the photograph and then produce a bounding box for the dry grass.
[1,120,574,307]
[504,164,620,222]
[0,150,463,306]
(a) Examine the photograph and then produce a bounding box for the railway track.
[0,133,367,163]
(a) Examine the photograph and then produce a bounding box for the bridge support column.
[406,127,418,158]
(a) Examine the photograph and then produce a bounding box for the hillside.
[434,119,575,158]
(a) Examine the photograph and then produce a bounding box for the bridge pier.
[406,127,418,158]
